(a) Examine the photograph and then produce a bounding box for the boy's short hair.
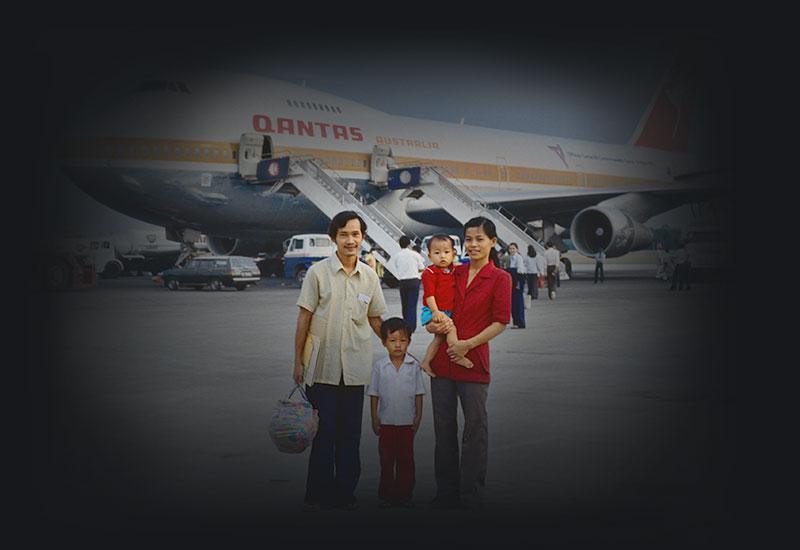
[380,317,412,342]
[329,211,367,240]
[429,234,455,249]
[398,235,411,249]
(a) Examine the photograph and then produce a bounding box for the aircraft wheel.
[44,259,72,291]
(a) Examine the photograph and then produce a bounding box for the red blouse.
[430,261,511,383]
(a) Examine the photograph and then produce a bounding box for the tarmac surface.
[26,269,736,546]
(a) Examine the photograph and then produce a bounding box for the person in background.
[496,247,510,271]
[387,236,425,332]
[535,246,547,299]
[524,245,540,302]
[361,249,377,272]
[543,242,560,300]
[669,241,691,291]
[655,243,669,281]
[506,243,526,328]
[594,249,606,284]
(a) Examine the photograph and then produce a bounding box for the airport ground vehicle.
[154,255,261,290]
[684,221,730,280]
[282,234,335,282]
[40,238,98,290]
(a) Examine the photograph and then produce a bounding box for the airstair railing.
[290,156,422,245]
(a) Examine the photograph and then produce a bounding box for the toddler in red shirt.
[419,235,473,375]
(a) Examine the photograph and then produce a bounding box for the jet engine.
[569,206,653,258]
[206,235,266,257]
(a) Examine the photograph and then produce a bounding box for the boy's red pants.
[378,425,415,503]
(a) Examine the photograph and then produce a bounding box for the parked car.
[153,255,261,290]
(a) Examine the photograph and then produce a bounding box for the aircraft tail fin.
[629,49,696,153]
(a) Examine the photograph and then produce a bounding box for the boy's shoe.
[338,497,359,511]
[397,500,415,509]
[378,500,393,509]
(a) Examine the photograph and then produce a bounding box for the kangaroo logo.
[548,144,569,169]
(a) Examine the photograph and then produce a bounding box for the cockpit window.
[136,80,191,94]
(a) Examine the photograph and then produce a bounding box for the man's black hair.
[328,211,367,240]
[398,235,411,249]
[380,317,412,342]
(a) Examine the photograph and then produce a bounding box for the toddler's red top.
[421,265,456,311]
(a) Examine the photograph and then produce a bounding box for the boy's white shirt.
[367,353,426,426]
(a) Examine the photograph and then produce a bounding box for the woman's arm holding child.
[446,322,507,360]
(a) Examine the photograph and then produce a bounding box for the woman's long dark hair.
[527,244,537,257]
[464,216,499,265]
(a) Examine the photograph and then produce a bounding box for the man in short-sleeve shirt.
[293,211,387,510]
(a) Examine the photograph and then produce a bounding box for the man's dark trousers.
[594,262,604,283]
[398,278,420,332]
[305,381,364,507]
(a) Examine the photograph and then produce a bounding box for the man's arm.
[293,307,313,385]
[446,321,506,360]
[368,316,383,339]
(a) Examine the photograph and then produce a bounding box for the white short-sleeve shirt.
[388,248,425,280]
[367,354,426,426]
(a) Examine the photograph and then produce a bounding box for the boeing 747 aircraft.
[60,62,717,270]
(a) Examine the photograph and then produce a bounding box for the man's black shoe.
[430,495,460,509]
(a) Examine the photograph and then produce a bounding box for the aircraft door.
[238,133,272,178]
[496,156,509,189]
[369,144,394,186]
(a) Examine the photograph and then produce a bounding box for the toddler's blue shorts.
[420,306,453,326]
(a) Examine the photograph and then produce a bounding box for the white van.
[282,234,336,282]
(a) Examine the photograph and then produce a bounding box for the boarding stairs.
[407,165,546,255]
[286,156,420,276]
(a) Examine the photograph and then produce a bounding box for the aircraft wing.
[474,177,723,227]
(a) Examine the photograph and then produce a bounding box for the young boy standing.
[367,318,426,508]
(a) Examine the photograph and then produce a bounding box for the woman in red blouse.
[425,216,512,509]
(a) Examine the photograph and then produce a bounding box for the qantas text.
[252,115,363,142]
